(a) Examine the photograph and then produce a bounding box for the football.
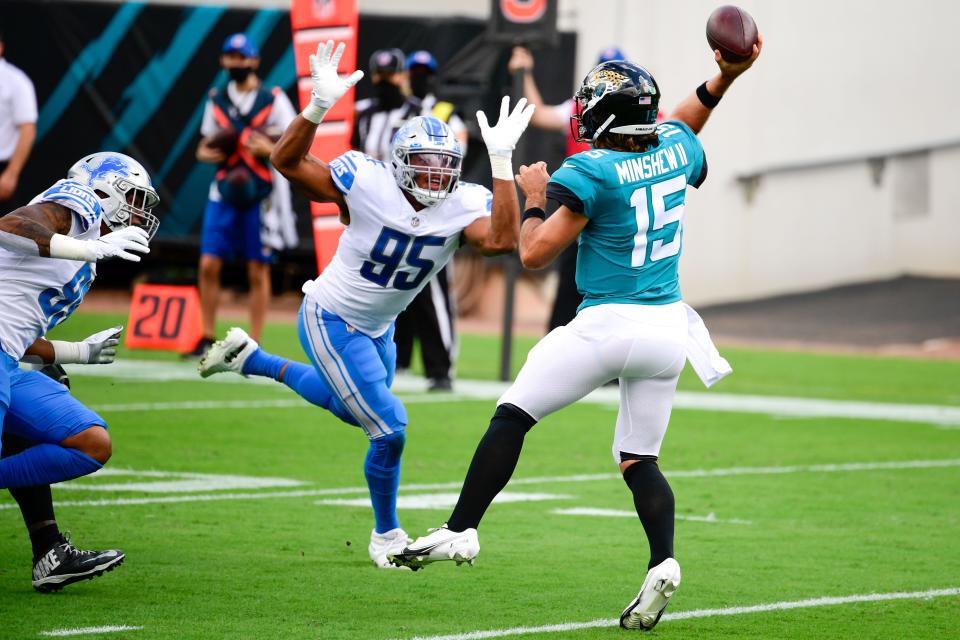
[206,127,238,155]
[706,5,759,63]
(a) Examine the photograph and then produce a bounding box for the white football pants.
[498,302,688,464]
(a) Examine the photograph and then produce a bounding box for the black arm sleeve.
[546,182,585,213]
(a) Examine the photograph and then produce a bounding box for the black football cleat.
[32,535,125,593]
[182,336,215,360]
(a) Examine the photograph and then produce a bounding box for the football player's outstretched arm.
[462,96,536,255]
[514,162,587,270]
[668,33,763,135]
[270,40,363,207]
[0,201,149,262]
[22,326,123,366]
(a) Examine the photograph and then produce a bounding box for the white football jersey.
[0,180,102,360]
[302,151,491,337]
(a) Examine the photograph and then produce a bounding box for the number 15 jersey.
[302,151,491,338]
[548,120,707,311]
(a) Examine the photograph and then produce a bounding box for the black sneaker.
[428,377,453,392]
[32,535,125,593]
[182,336,215,359]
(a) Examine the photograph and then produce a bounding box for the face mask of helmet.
[97,179,161,240]
[395,151,461,207]
[227,66,254,83]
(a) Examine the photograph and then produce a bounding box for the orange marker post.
[125,284,203,353]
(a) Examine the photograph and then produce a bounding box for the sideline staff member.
[0,28,37,204]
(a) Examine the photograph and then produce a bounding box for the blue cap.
[222,33,259,58]
[597,46,626,64]
[406,50,438,73]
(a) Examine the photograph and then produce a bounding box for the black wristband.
[696,82,722,109]
[521,206,546,223]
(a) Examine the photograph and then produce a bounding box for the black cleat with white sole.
[32,535,125,593]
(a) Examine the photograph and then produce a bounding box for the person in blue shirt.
[394,36,763,631]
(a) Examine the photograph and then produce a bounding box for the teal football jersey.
[548,120,707,310]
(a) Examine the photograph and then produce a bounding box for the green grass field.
[1,311,958,639]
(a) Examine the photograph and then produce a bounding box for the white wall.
[565,0,960,303]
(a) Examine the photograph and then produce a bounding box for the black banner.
[487,0,558,46]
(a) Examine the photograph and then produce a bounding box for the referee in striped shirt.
[351,49,421,160]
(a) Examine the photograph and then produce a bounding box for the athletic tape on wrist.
[49,234,95,262]
[302,102,329,125]
[51,340,90,365]
[489,154,514,181]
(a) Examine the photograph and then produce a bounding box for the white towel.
[684,303,732,388]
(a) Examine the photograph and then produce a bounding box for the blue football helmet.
[67,152,160,239]
[391,116,462,207]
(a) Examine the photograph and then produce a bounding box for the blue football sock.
[242,347,289,380]
[364,431,405,533]
[0,444,102,489]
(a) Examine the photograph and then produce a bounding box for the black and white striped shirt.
[351,96,422,161]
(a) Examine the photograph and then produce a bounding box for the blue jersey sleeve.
[548,153,602,217]
[660,121,707,188]
[36,180,103,232]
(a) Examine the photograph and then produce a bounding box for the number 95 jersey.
[302,151,491,338]
[0,180,102,360]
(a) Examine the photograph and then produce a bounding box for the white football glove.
[477,96,535,180]
[302,40,364,124]
[50,226,150,263]
[93,226,151,262]
[51,325,123,365]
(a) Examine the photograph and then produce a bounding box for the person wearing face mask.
[392,50,468,392]
[191,33,298,357]
[407,50,468,151]
[351,49,423,161]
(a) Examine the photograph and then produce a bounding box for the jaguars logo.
[591,69,629,91]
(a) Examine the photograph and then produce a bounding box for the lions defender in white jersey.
[0,151,158,591]
[198,41,534,568]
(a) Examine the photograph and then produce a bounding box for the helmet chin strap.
[592,114,617,141]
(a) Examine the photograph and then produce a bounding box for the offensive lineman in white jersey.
[0,151,158,590]
[197,41,534,568]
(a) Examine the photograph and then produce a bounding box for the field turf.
[1,311,958,639]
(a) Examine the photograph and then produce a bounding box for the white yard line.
[317,492,571,510]
[2,458,956,511]
[553,507,752,525]
[39,626,142,637]
[397,587,960,640]
[78,360,960,426]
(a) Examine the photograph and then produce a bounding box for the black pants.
[548,243,583,331]
[395,265,456,381]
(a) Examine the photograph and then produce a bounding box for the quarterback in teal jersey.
[394,36,763,630]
